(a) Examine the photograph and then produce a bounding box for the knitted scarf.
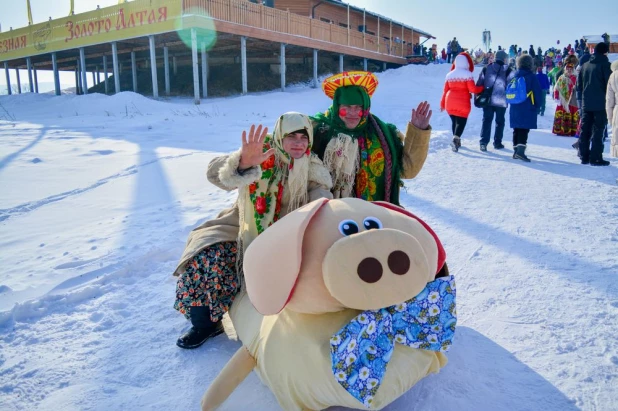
[311,86,403,205]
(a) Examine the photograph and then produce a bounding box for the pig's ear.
[243,198,329,315]
[372,201,446,276]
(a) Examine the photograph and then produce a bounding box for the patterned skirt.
[174,241,239,323]
[552,105,579,136]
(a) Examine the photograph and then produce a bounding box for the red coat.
[440,79,484,117]
[440,53,484,118]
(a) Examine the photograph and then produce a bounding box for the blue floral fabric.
[330,275,457,408]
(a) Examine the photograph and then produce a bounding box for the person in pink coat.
[440,52,484,152]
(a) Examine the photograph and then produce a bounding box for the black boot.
[513,144,531,162]
[590,159,610,166]
[177,306,224,349]
[451,136,461,152]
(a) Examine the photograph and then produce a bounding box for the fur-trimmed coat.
[441,53,484,118]
[607,66,618,157]
[173,150,333,276]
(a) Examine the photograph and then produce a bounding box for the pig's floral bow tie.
[330,275,457,408]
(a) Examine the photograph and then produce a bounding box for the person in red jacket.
[440,52,484,152]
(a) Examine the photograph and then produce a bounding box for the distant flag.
[69,0,74,15]
[27,0,33,25]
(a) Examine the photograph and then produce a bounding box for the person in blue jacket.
[535,66,550,116]
[509,54,543,162]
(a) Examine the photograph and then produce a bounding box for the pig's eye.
[338,220,359,236]
[363,217,383,230]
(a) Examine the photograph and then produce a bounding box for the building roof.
[323,0,435,39]
[582,34,617,44]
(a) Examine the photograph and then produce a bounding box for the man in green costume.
[311,72,433,205]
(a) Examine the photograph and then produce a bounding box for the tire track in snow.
[0,152,195,223]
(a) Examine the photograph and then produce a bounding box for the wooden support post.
[33,67,39,93]
[52,53,60,95]
[339,54,344,73]
[16,68,21,94]
[312,49,318,88]
[363,9,366,49]
[389,21,393,55]
[149,35,158,98]
[363,58,367,71]
[347,4,350,46]
[103,55,109,94]
[80,47,88,94]
[191,28,200,104]
[260,6,264,28]
[280,43,286,92]
[112,42,120,93]
[241,36,247,94]
[75,67,79,95]
[26,57,34,93]
[401,25,404,57]
[201,43,208,98]
[377,17,380,53]
[76,59,82,94]
[4,62,12,95]
[131,51,138,92]
[164,46,170,96]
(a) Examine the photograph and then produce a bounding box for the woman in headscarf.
[439,52,485,152]
[173,113,333,349]
[310,71,433,205]
[552,54,580,136]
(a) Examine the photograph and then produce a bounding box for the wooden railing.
[182,0,408,58]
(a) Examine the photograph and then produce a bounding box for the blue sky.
[344,0,617,51]
[1,0,616,91]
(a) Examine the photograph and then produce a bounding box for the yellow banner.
[0,0,182,61]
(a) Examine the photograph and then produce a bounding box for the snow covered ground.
[1,59,617,411]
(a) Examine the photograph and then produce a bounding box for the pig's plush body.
[203,198,455,411]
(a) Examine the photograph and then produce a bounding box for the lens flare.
[175,9,217,52]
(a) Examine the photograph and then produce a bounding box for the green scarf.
[311,86,403,205]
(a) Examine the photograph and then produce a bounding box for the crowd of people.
[440,36,615,165]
